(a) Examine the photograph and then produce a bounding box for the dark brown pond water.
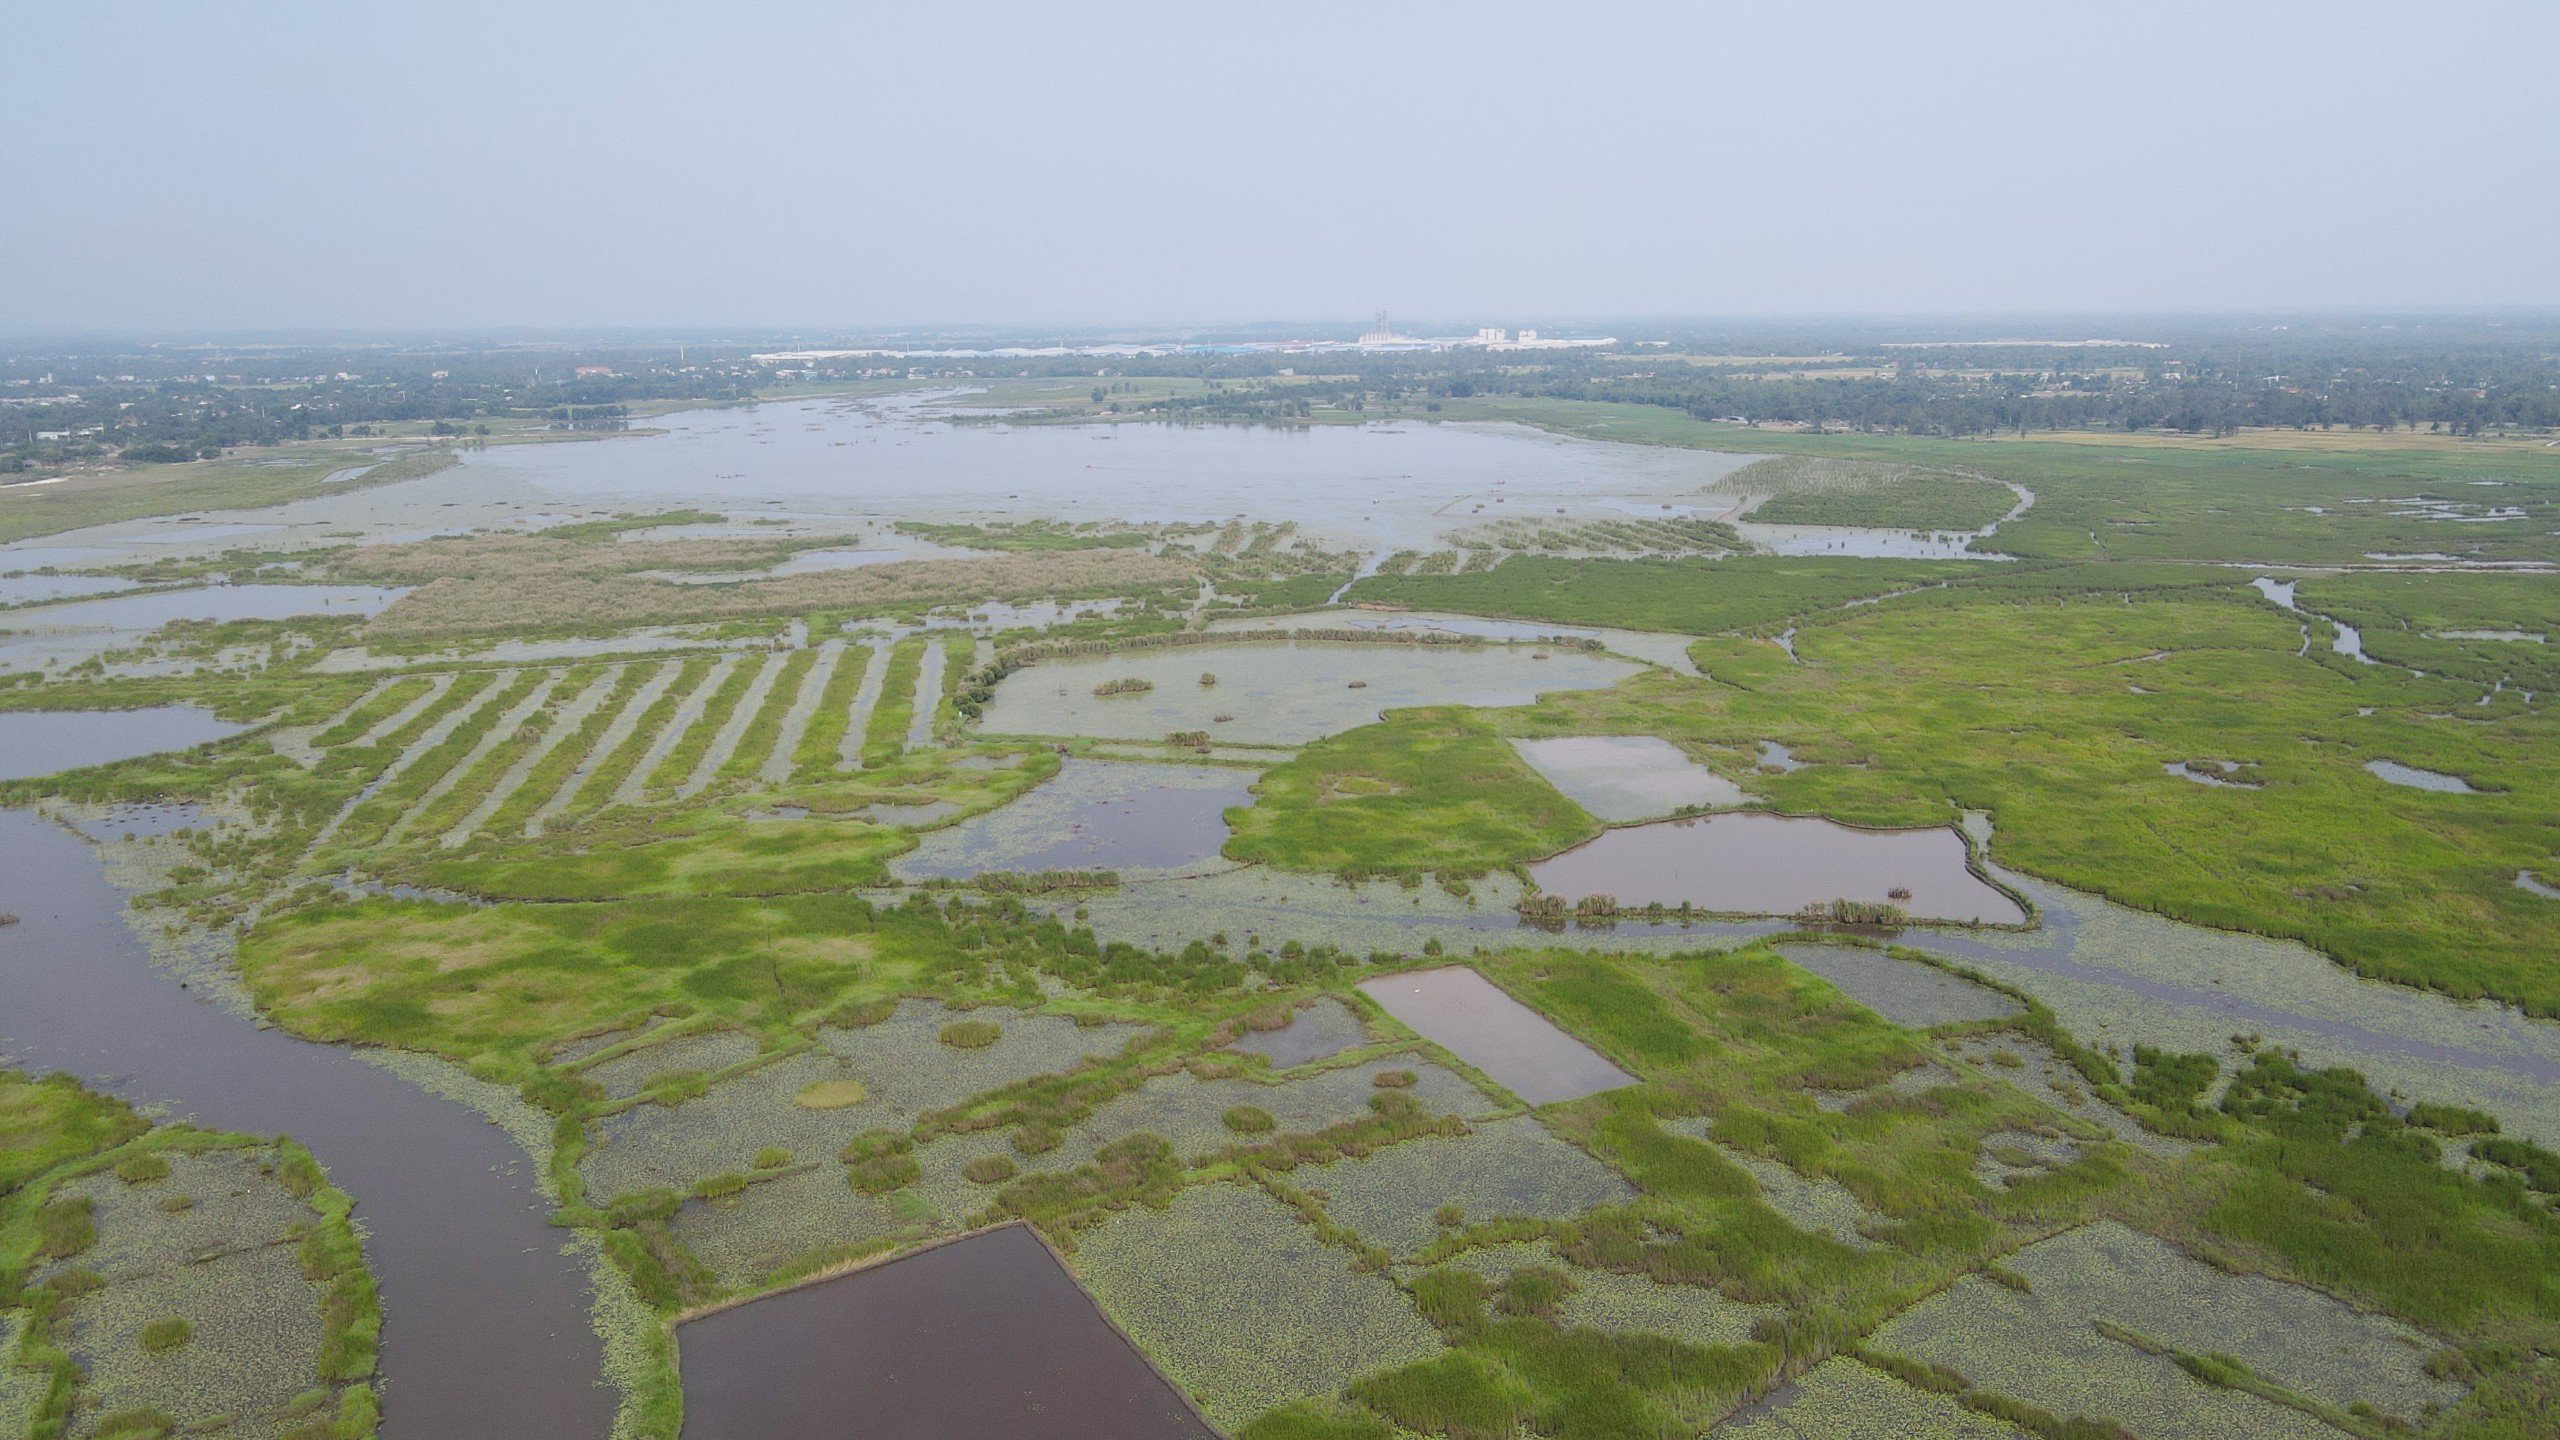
[1528,813,2026,925]
[1357,966,1635,1106]
[0,810,612,1439]
[676,1224,1211,1440]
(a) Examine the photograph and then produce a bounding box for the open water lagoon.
[463,398,1765,551]
[978,639,1638,744]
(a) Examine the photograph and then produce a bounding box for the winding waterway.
[0,809,611,1439]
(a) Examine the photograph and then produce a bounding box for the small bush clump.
[795,1078,868,1109]
[964,1155,1018,1185]
[114,1152,171,1185]
[138,1317,194,1354]
[1223,1104,1277,1135]
[940,1019,1003,1050]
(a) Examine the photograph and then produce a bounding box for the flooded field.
[978,639,1637,744]
[0,583,407,672]
[1771,942,2022,1027]
[1230,996,1372,1067]
[1212,608,1704,675]
[462,398,1765,552]
[0,706,245,779]
[1529,813,2027,925]
[1075,1184,1441,1430]
[1358,966,1636,1105]
[676,1224,1211,1440]
[1873,1220,2462,1437]
[0,811,610,1439]
[1509,735,1747,820]
[890,758,1252,880]
[1922,859,2560,1141]
[0,571,139,605]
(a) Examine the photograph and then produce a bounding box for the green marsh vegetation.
[1223,708,1598,877]
[9,384,2559,1439]
[1722,455,2023,531]
[1311,558,2560,1018]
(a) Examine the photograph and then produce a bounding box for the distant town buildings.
[751,320,1615,366]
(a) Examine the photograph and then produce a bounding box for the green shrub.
[2407,1103,2500,1135]
[2473,1137,2560,1192]
[35,1196,95,1260]
[1222,1104,1276,1135]
[90,1410,177,1440]
[1493,1266,1575,1320]
[963,1155,1017,1185]
[939,1019,1002,1050]
[138,1318,193,1354]
[1352,1351,1531,1440]
[113,1152,171,1185]
[2128,1046,2217,1112]
[1234,1399,1394,1440]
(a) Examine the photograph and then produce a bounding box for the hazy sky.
[6,1,2556,334]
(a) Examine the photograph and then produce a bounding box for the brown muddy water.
[1358,966,1635,1106]
[1528,813,2026,925]
[0,810,611,1439]
[675,1223,1211,1440]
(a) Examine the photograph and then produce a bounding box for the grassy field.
[0,448,456,545]
[1731,456,2022,531]
[1349,555,1966,635]
[1262,573,2560,1017]
[1223,708,1598,877]
[1431,395,2560,567]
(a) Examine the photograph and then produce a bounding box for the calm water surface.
[1357,966,1635,1106]
[0,707,245,779]
[1529,812,2026,925]
[462,398,1762,552]
[0,810,611,1439]
[891,758,1250,880]
[676,1224,1210,1440]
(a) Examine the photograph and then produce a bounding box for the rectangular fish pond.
[675,1223,1212,1440]
[1357,966,1636,1106]
[1527,812,2027,926]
